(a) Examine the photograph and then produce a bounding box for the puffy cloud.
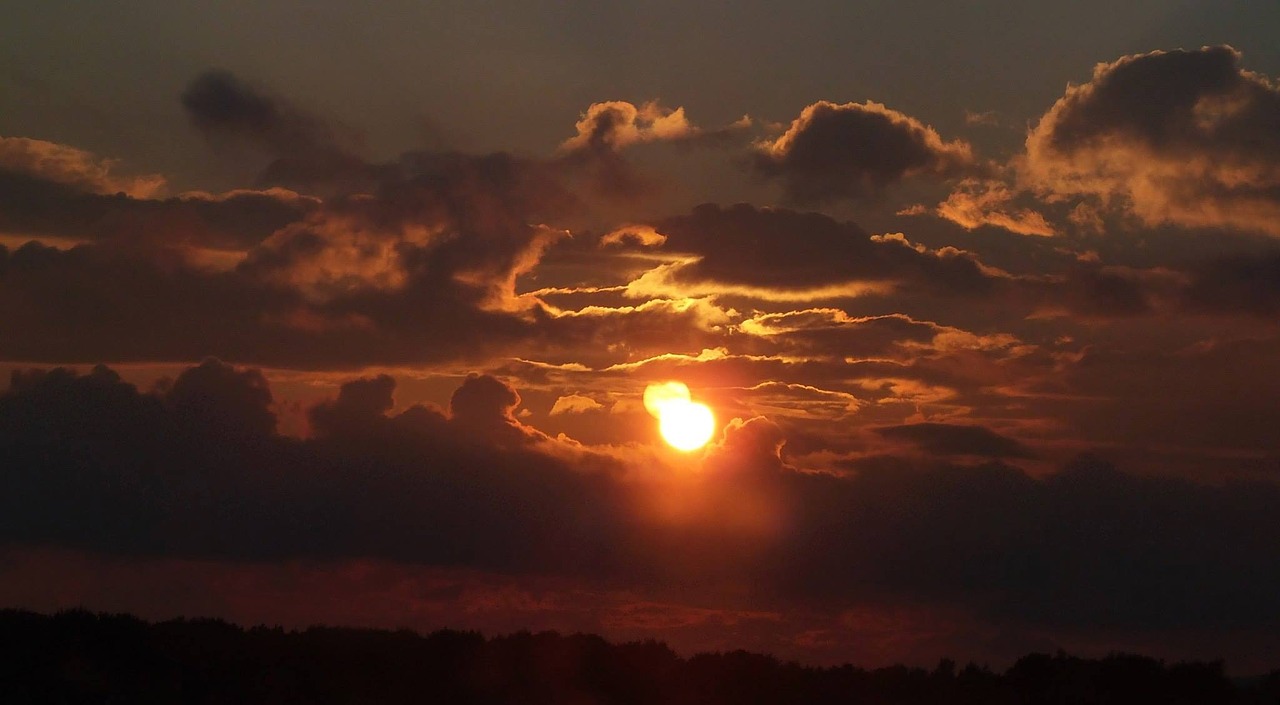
[166,357,277,438]
[753,101,976,203]
[560,101,699,153]
[449,373,536,441]
[549,393,605,415]
[1023,46,1280,237]
[705,416,787,475]
[309,374,397,435]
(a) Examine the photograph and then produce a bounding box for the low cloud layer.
[2,362,1278,642]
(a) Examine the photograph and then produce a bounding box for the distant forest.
[2,609,1277,704]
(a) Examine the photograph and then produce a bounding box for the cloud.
[705,416,787,476]
[0,164,315,248]
[309,373,397,435]
[182,70,361,161]
[449,373,542,443]
[729,382,862,422]
[0,136,166,198]
[0,122,652,369]
[620,204,1004,302]
[1181,252,1280,317]
[738,310,1013,360]
[752,101,976,203]
[934,179,1056,237]
[166,357,278,438]
[0,361,627,569]
[963,110,1000,127]
[4,362,1279,637]
[1023,46,1280,237]
[875,422,1035,459]
[560,101,699,153]
[550,394,605,415]
[600,224,667,247]
[182,70,416,195]
[555,100,751,202]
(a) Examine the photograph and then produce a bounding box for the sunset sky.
[3,1,1280,673]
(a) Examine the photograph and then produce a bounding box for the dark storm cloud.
[875,422,1035,459]
[752,101,976,204]
[1024,46,1280,237]
[2,362,1279,634]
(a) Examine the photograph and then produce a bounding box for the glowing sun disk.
[644,381,716,452]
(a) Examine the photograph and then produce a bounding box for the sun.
[644,381,716,452]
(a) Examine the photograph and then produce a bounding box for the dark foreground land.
[2,609,1277,704]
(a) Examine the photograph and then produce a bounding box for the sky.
[3,0,1280,673]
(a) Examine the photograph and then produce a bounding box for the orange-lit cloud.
[600,224,668,247]
[560,101,699,153]
[1023,46,1280,237]
[0,135,166,198]
[934,178,1056,237]
[549,393,605,415]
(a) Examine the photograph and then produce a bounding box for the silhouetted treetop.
[0,609,1272,704]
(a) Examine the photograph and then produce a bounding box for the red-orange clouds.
[3,47,1280,672]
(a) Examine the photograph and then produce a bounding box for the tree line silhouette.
[2,609,1277,704]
